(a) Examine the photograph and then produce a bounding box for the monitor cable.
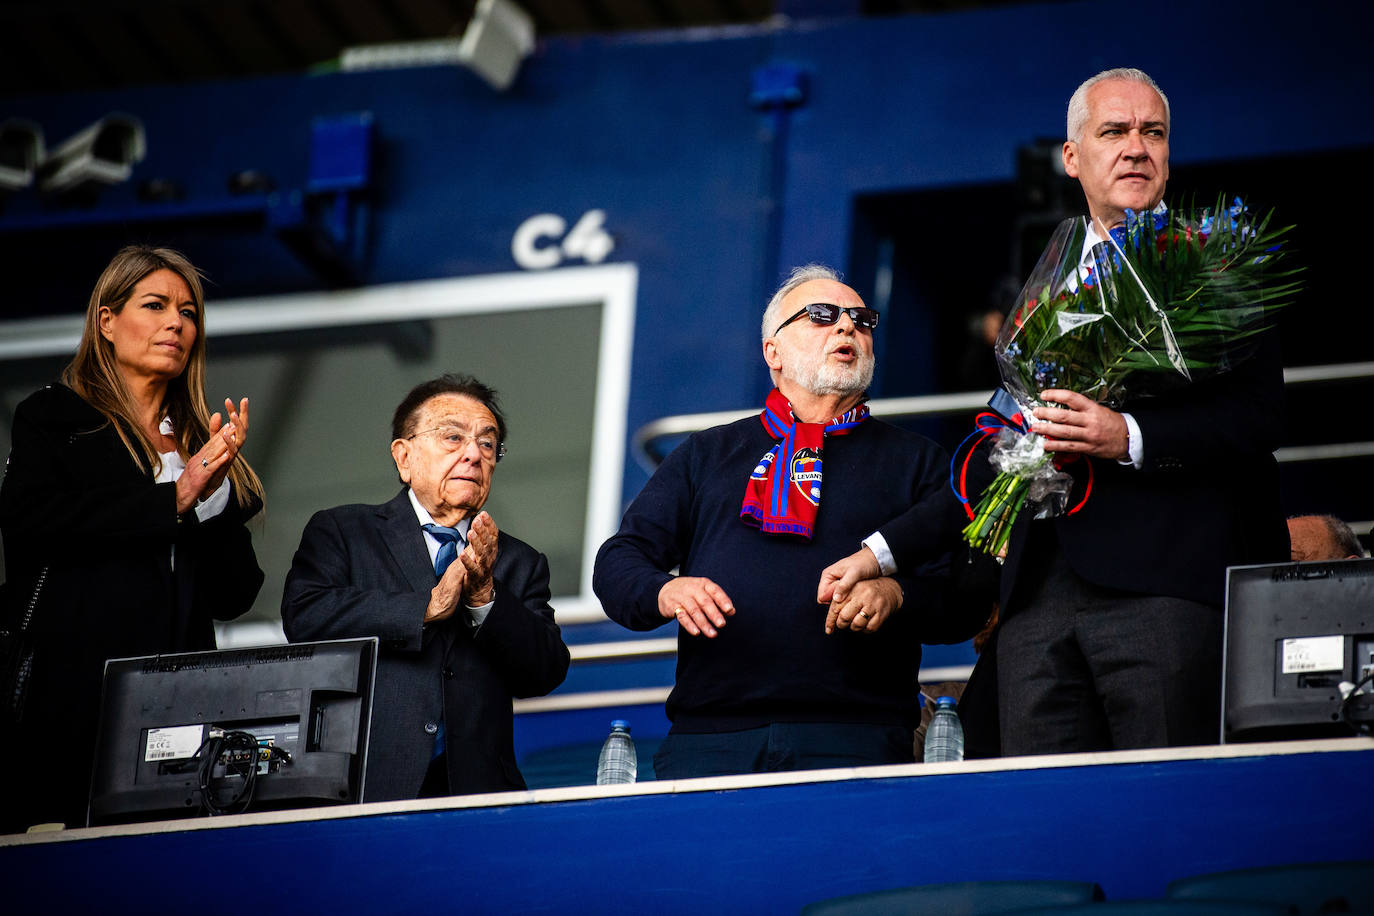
[166,729,293,816]
[1338,672,1374,737]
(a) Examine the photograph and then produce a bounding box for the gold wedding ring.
[674,607,685,616]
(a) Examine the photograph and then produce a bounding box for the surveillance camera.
[456,0,535,91]
[38,114,146,194]
[0,119,44,191]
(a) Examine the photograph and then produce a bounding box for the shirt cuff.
[1119,412,1144,469]
[466,592,495,628]
[194,477,232,522]
[861,533,898,576]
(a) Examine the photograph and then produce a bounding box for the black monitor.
[1222,560,1374,743]
[88,637,377,826]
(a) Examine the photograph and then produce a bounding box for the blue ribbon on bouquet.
[949,388,1028,521]
[949,387,1094,520]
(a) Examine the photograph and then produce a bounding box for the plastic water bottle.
[596,719,637,785]
[923,696,965,762]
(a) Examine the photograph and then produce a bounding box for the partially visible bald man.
[1288,515,1367,562]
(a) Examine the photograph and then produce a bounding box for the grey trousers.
[997,535,1223,755]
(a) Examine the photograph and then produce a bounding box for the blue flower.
[1151,200,1169,232]
[1226,196,1255,240]
[1122,201,1168,239]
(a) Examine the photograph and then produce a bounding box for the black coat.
[0,383,263,831]
[281,489,569,801]
[1001,331,1290,610]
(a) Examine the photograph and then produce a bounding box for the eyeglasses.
[773,302,879,336]
[407,426,506,462]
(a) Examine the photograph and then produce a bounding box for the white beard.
[780,346,875,397]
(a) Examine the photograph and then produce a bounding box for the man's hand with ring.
[825,577,903,634]
[658,576,734,638]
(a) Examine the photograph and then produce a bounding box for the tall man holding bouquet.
[994,68,1289,755]
[594,265,975,778]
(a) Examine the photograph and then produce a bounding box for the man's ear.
[1062,140,1079,179]
[763,336,783,374]
[390,439,412,485]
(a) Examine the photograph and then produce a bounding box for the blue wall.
[2,0,1370,506]
[3,744,1371,912]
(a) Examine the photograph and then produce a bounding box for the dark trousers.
[997,536,1223,755]
[652,722,914,779]
[957,632,1002,760]
[418,752,449,798]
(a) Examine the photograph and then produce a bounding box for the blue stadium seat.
[800,879,1103,915]
[1166,860,1374,914]
[1006,902,1290,915]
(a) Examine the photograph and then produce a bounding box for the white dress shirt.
[154,417,231,570]
[1065,223,1145,470]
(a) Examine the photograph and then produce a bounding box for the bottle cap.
[936,696,957,707]
[611,719,631,731]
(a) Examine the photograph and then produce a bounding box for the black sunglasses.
[773,302,880,336]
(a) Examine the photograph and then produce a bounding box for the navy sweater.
[593,414,965,732]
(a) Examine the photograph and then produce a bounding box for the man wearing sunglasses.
[595,265,973,779]
[283,373,569,800]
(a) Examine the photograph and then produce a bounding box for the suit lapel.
[379,489,439,594]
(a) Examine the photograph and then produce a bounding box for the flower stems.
[963,464,1041,555]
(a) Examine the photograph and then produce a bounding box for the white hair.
[1065,68,1170,143]
[761,263,841,343]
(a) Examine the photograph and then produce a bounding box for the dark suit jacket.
[280,489,570,801]
[1000,331,1290,611]
[0,383,263,831]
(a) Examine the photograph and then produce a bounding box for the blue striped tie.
[423,524,464,577]
[421,523,463,760]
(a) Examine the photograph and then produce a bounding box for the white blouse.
[154,417,232,569]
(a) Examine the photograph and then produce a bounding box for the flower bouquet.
[959,196,1301,556]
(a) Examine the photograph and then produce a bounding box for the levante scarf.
[740,387,869,539]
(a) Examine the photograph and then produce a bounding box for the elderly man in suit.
[283,374,569,800]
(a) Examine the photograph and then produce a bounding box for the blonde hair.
[62,245,264,510]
